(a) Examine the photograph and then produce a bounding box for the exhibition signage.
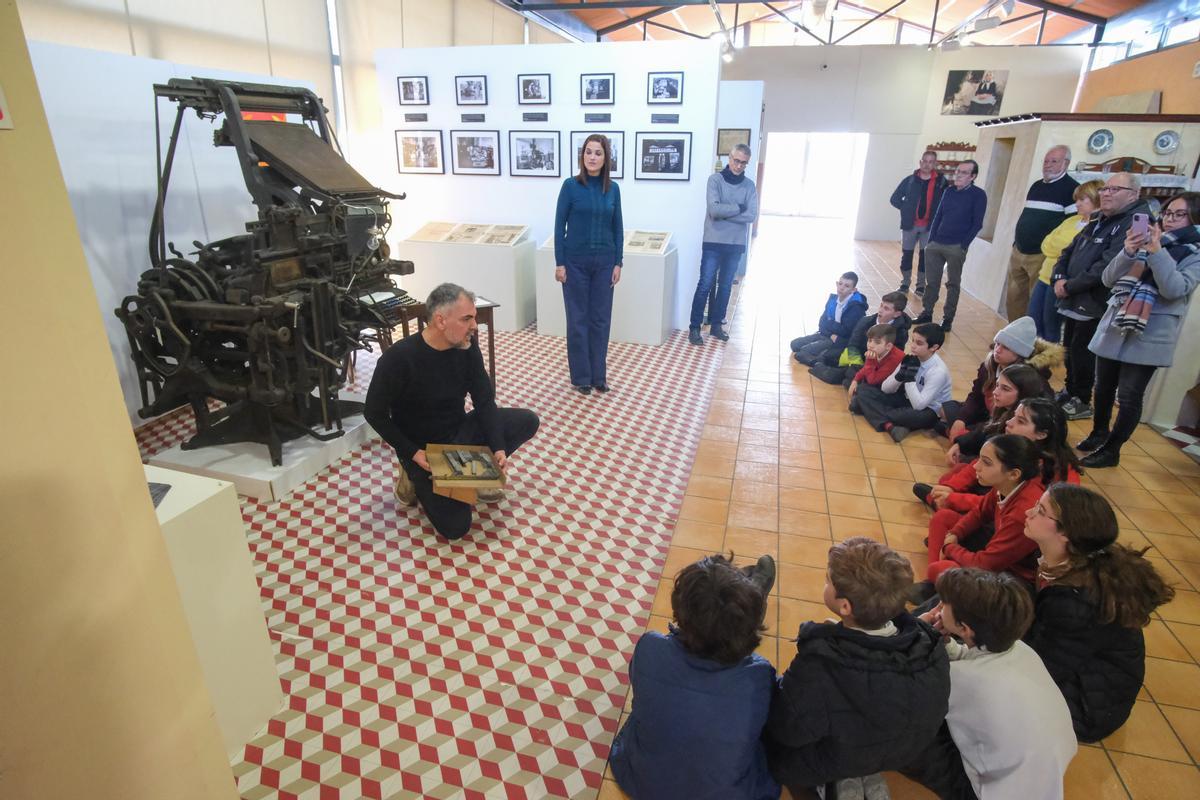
[523,112,548,122]
[584,113,611,124]
[461,113,486,123]
[404,113,428,122]
[651,113,679,124]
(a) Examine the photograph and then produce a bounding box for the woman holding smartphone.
[554,134,623,394]
[1078,192,1200,467]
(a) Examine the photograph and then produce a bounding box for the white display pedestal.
[534,241,677,346]
[147,393,376,501]
[145,464,283,757]
[398,238,536,331]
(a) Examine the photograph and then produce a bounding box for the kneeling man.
[365,283,540,539]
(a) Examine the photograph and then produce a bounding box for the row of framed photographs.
[397,71,684,107]
[395,129,693,181]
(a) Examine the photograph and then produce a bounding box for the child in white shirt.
[856,322,953,442]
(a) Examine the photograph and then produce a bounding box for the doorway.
[759,131,870,225]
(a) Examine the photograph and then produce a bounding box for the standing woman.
[554,134,623,394]
[1078,191,1200,467]
[1029,180,1103,342]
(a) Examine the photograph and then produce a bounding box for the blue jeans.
[689,247,741,330]
[562,251,616,386]
[1026,281,1061,343]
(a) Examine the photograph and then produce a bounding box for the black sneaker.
[1054,388,1071,404]
[890,425,911,443]
[576,385,592,395]
[914,285,925,298]
[688,328,703,346]
[1063,398,1093,420]
[743,554,776,596]
[940,320,953,333]
[907,581,937,606]
[1076,430,1110,452]
[913,313,933,325]
[913,482,934,505]
[710,325,730,341]
[1081,447,1120,469]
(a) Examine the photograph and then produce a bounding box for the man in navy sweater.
[1004,146,1077,321]
[917,160,987,332]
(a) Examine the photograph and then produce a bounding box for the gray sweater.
[702,171,759,247]
[1089,248,1200,367]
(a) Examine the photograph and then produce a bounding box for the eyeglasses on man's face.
[729,157,749,166]
[1099,185,1135,194]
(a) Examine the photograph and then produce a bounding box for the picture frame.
[570,131,625,179]
[455,75,488,106]
[509,130,561,178]
[580,73,615,105]
[647,71,684,105]
[395,129,445,174]
[717,128,752,157]
[518,73,551,105]
[396,76,429,106]
[634,131,692,181]
[449,129,501,176]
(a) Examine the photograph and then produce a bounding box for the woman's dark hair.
[984,363,1045,435]
[984,433,1041,482]
[671,553,765,665]
[1166,191,1200,226]
[575,133,612,193]
[1018,398,1081,483]
[936,568,1033,652]
[1046,484,1175,628]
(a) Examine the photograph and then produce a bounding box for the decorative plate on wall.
[1087,129,1114,155]
[1154,130,1180,155]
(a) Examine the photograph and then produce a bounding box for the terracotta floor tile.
[780,449,823,470]
[905,447,951,467]
[650,578,674,618]
[778,563,826,602]
[1120,455,1176,475]
[824,473,873,495]
[1128,509,1191,536]
[647,614,672,635]
[780,487,829,514]
[1161,705,1200,762]
[727,502,779,533]
[686,475,732,501]
[670,519,725,552]
[755,635,780,672]
[1109,488,1168,513]
[817,423,860,441]
[780,534,833,567]
[779,432,822,452]
[820,438,863,456]
[1143,657,1200,708]
[1129,471,1197,497]
[779,597,833,636]
[830,515,885,541]
[872,476,922,502]
[861,443,909,463]
[737,443,780,464]
[885,522,930,555]
[778,466,826,491]
[779,509,833,539]
[883,772,939,799]
[909,464,948,484]
[867,459,916,480]
[724,525,780,557]
[1109,751,1200,800]
[1166,621,1200,661]
[692,453,736,479]
[701,423,742,443]
[827,491,879,520]
[1158,590,1200,626]
[696,439,738,461]
[1061,745,1130,800]
[731,479,779,507]
[738,428,779,447]
[678,495,729,526]
[1102,700,1191,762]
[1148,554,1196,592]
[660,546,713,581]
[1088,468,1147,489]
[876,498,933,527]
[1146,532,1200,563]
[597,779,631,800]
[823,454,869,476]
[745,389,777,405]
[1144,619,1194,662]
[734,460,780,485]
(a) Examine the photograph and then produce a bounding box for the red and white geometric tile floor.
[136,325,726,799]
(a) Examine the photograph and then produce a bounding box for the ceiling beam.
[503,1,711,11]
[761,1,828,45]
[1012,0,1103,26]
[596,6,676,35]
[833,0,906,44]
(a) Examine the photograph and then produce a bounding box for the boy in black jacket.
[810,291,911,386]
[765,537,950,796]
[790,272,869,366]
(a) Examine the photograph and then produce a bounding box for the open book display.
[408,222,530,246]
[427,444,505,501]
[624,230,671,254]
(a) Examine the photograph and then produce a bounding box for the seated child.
[790,271,869,365]
[919,434,1043,595]
[917,398,1081,515]
[847,324,905,411]
[609,553,780,800]
[855,323,952,442]
[940,315,1061,439]
[811,291,911,385]
[945,363,1046,464]
[1023,484,1175,742]
[902,568,1077,800]
[764,537,950,794]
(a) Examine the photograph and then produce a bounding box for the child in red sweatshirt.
[848,324,904,413]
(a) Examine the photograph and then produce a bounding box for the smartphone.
[1131,213,1150,237]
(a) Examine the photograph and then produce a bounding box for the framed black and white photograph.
[634,131,691,181]
[581,73,614,105]
[717,128,751,156]
[455,75,488,106]
[940,69,1009,116]
[450,129,500,176]
[395,130,444,174]
[518,74,551,105]
[647,71,683,104]
[570,131,624,179]
[397,76,429,106]
[509,130,561,178]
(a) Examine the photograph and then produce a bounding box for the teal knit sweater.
[553,175,623,266]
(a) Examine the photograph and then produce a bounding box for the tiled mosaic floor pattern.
[137,323,727,799]
[599,217,1200,800]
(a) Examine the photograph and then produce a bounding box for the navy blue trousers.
[689,247,741,330]
[562,251,616,386]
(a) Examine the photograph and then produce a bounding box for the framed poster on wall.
[570,131,624,179]
[450,130,501,175]
[940,70,1008,116]
[518,74,551,105]
[397,76,429,105]
[581,73,615,105]
[455,75,488,106]
[647,71,683,104]
[716,128,751,156]
[395,130,445,174]
[634,131,691,181]
[509,130,561,177]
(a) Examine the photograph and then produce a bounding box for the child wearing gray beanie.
[992,316,1038,359]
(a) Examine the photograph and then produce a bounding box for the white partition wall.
[371,40,721,329]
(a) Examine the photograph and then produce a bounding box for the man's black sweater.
[364,333,501,460]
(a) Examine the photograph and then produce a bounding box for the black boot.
[899,249,914,292]
[1081,446,1121,469]
[1076,430,1111,452]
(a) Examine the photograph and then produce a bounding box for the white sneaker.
[393,469,416,506]
[476,487,506,503]
[836,777,867,800]
[862,773,892,800]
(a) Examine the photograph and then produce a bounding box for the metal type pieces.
[440,449,500,480]
[116,77,415,465]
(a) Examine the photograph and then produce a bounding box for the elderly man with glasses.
[1004,146,1078,321]
[688,143,759,345]
[1049,172,1149,420]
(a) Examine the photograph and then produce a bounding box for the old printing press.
[117,78,415,465]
